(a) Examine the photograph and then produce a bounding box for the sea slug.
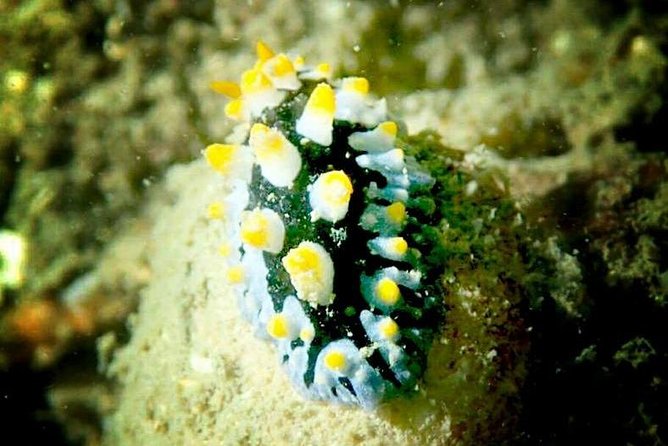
[204,42,444,409]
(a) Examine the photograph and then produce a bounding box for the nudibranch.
[204,42,444,409]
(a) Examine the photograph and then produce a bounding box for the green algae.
[398,131,532,442]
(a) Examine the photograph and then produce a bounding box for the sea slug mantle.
[203,42,446,409]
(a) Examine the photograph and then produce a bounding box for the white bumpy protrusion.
[359,202,407,235]
[348,121,397,153]
[359,311,414,384]
[249,123,302,188]
[239,207,286,253]
[281,241,335,306]
[296,83,336,146]
[356,148,406,173]
[240,68,287,117]
[360,267,421,312]
[334,77,388,127]
[262,53,302,91]
[367,236,409,261]
[238,248,274,335]
[365,182,409,203]
[308,170,354,223]
[311,339,386,409]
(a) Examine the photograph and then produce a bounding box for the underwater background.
[0,0,666,444]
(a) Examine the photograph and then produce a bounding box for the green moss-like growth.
[393,131,532,442]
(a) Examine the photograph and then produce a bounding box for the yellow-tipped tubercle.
[378,121,398,137]
[207,202,225,220]
[389,237,408,255]
[266,314,290,339]
[379,318,399,340]
[307,83,336,115]
[386,202,406,224]
[224,99,244,120]
[324,350,347,372]
[376,277,400,305]
[321,171,353,206]
[283,244,320,275]
[226,265,245,284]
[343,77,369,94]
[240,211,269,248]
[256,40,275,62]
[210,80,241,98]
[204,143,239,175]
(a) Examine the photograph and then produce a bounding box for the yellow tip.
[389,237,408,255]
[299,326,314,343]
[226,265,245,284]
[204,143,238,174]
[224,99,244,120]
[207,202,225,220]
[240,211,269,248]
[218,243,232,257]
[293,55,305,70]
[324,350,347,372]
[240,68,273,94]
[376,277,400,305]
[251,124,287,161]
[269,54,295,77]
[282,244,320,274]
[250,122,270,138]
[256,40,275,62]
[306,83,336,115]
[379,318,399,340]
[210,80,241,98]
[343,77,369,94]
[266,314,290,339]
[386,202,406,224]
[316,63,331,76]
[378,121,397,137]
[321,171,353,205]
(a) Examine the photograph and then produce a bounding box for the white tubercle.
[295,83,336,146]
[308,170,354,223]
[249,123,302,187]
[239,207,286,253]
[311,339,383,409]
[282,241,335,307]
[348,121,398,153]
[357,97,388,127]
[367,236,409,261]
[298,62,332,81]
[356,148,405,173]
[334,77,369,123]
[262,53,302,91]
[240,68,286,117]
[334,77,388,126]
[366,182,409,203]
[203,143,253,184]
